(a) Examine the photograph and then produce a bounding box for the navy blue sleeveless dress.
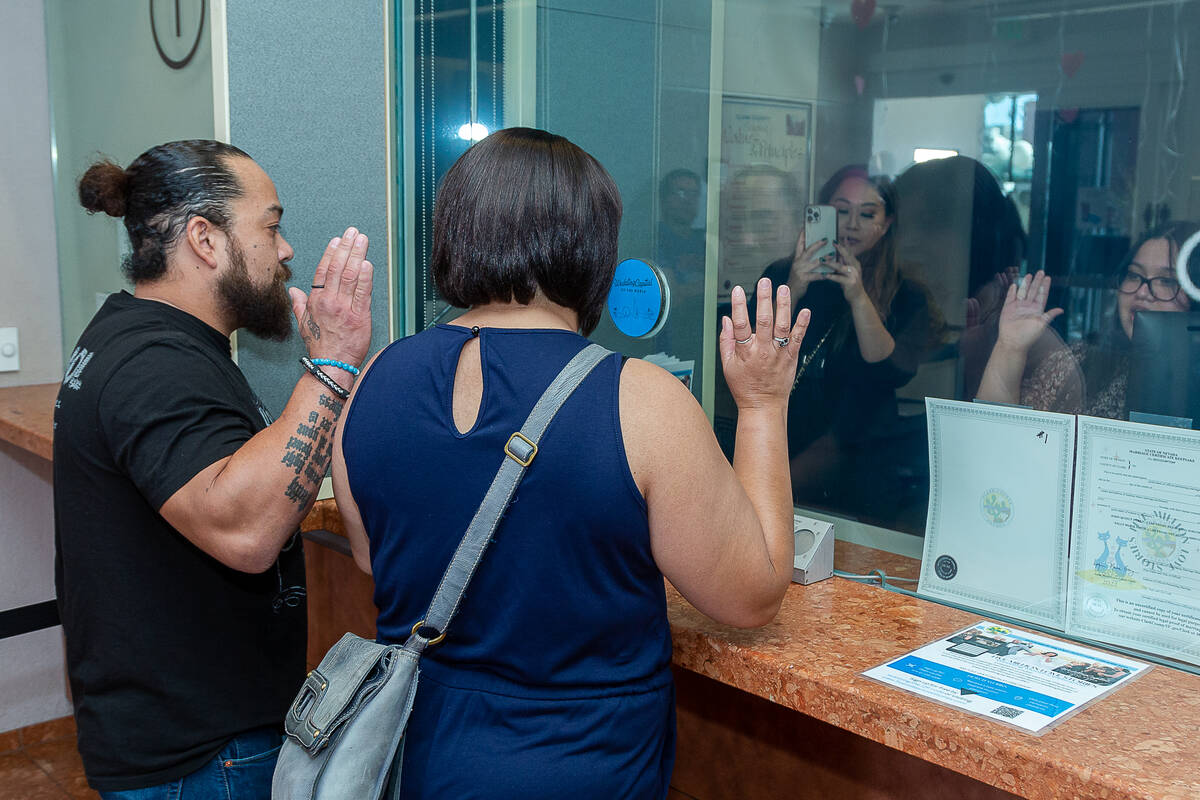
[342,325,675,799]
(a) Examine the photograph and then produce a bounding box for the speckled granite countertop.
[308,496,1200,800]
[666,550,1200,800]
[0,383,57,460]
[3,385,1196,799]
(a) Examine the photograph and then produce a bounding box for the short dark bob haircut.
[431,127,622,335]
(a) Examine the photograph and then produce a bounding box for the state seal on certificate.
[979,488,1013,527]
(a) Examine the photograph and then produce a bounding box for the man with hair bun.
[53,139,373,798]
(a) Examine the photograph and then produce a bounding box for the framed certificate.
[919,400,1075,627]
[1066,417,1200,666]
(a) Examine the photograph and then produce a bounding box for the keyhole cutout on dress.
[452,329,484,434]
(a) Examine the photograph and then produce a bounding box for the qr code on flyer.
[991,705,1024,719]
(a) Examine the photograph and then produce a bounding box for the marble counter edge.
[301,498,1200,800]
[0,383,58,461]
[667,614,1174,800]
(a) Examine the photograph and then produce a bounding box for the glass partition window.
[404,0,506,333]
[402,0,1200,541]
[699,0,1200,541]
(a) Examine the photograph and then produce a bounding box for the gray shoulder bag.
[272,343,611,800]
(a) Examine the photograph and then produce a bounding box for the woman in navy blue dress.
[332,128,809,798]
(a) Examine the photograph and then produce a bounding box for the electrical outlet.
[0,327,18,372]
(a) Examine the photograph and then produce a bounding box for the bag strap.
[404,343,611,653]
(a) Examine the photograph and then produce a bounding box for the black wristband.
[300,356,351,400]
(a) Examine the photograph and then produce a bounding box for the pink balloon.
[1060,52,1085,78]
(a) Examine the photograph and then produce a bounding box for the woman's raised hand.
[720,278,811,410]
[787,228,834,299]
[996,270,1064,354]
[826,242,868,305]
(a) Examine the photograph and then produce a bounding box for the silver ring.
[774,336,789,348]
[734,336,753,345]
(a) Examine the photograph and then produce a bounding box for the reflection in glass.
[399,0,1200,548]
[977,222,1199,419]
[750,167,943,533]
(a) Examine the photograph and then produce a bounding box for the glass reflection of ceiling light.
[458,122,490,142]
[913,148,959,163]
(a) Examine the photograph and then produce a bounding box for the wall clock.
[150,0,207,70]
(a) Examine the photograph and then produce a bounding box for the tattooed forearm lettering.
[284,477,312,505]
[286,436,312,459]
[281,450,306,474]
[280,393,344,506]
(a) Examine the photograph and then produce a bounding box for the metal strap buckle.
[411,619,447,646]
[504,432,537,467]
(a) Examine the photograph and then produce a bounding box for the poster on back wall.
[717,96,813,301]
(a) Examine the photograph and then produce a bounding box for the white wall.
[0,0,63,389]
[0,443,68,732]
[44,0,215,359]
[0,0,70,733]
[871,94,986,176]
[723,0,821,99]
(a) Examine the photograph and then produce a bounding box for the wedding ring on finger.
[735,336,753,345]
[774,336,790,348]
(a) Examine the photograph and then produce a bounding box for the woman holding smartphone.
[756,164,940,523]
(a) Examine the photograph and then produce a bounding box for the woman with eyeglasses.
[977,221,1199,417]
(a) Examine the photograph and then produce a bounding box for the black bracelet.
[300,356,351,400]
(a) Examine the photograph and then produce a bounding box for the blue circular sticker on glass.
[607,258,670,339]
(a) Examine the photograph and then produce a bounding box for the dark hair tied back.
[78,160,130,218]
[77,140,251,283]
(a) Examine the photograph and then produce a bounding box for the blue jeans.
[99,727,282,800]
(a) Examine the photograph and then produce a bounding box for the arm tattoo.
[281,393,343,506]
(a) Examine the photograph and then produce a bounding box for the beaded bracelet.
[299,356,351,400]
[310,358,360,376]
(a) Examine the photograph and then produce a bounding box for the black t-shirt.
[759,258,932,454]
[53,291,306,791]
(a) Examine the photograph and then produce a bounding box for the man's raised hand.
[288,226,374,369]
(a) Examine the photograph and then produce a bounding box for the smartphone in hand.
[804,204,838,274]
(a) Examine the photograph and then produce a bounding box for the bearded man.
[53,139,373,799]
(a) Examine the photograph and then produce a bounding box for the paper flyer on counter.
[1066,416,1200,666]
[920,399,1075,627]
[862,621,1149,735]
